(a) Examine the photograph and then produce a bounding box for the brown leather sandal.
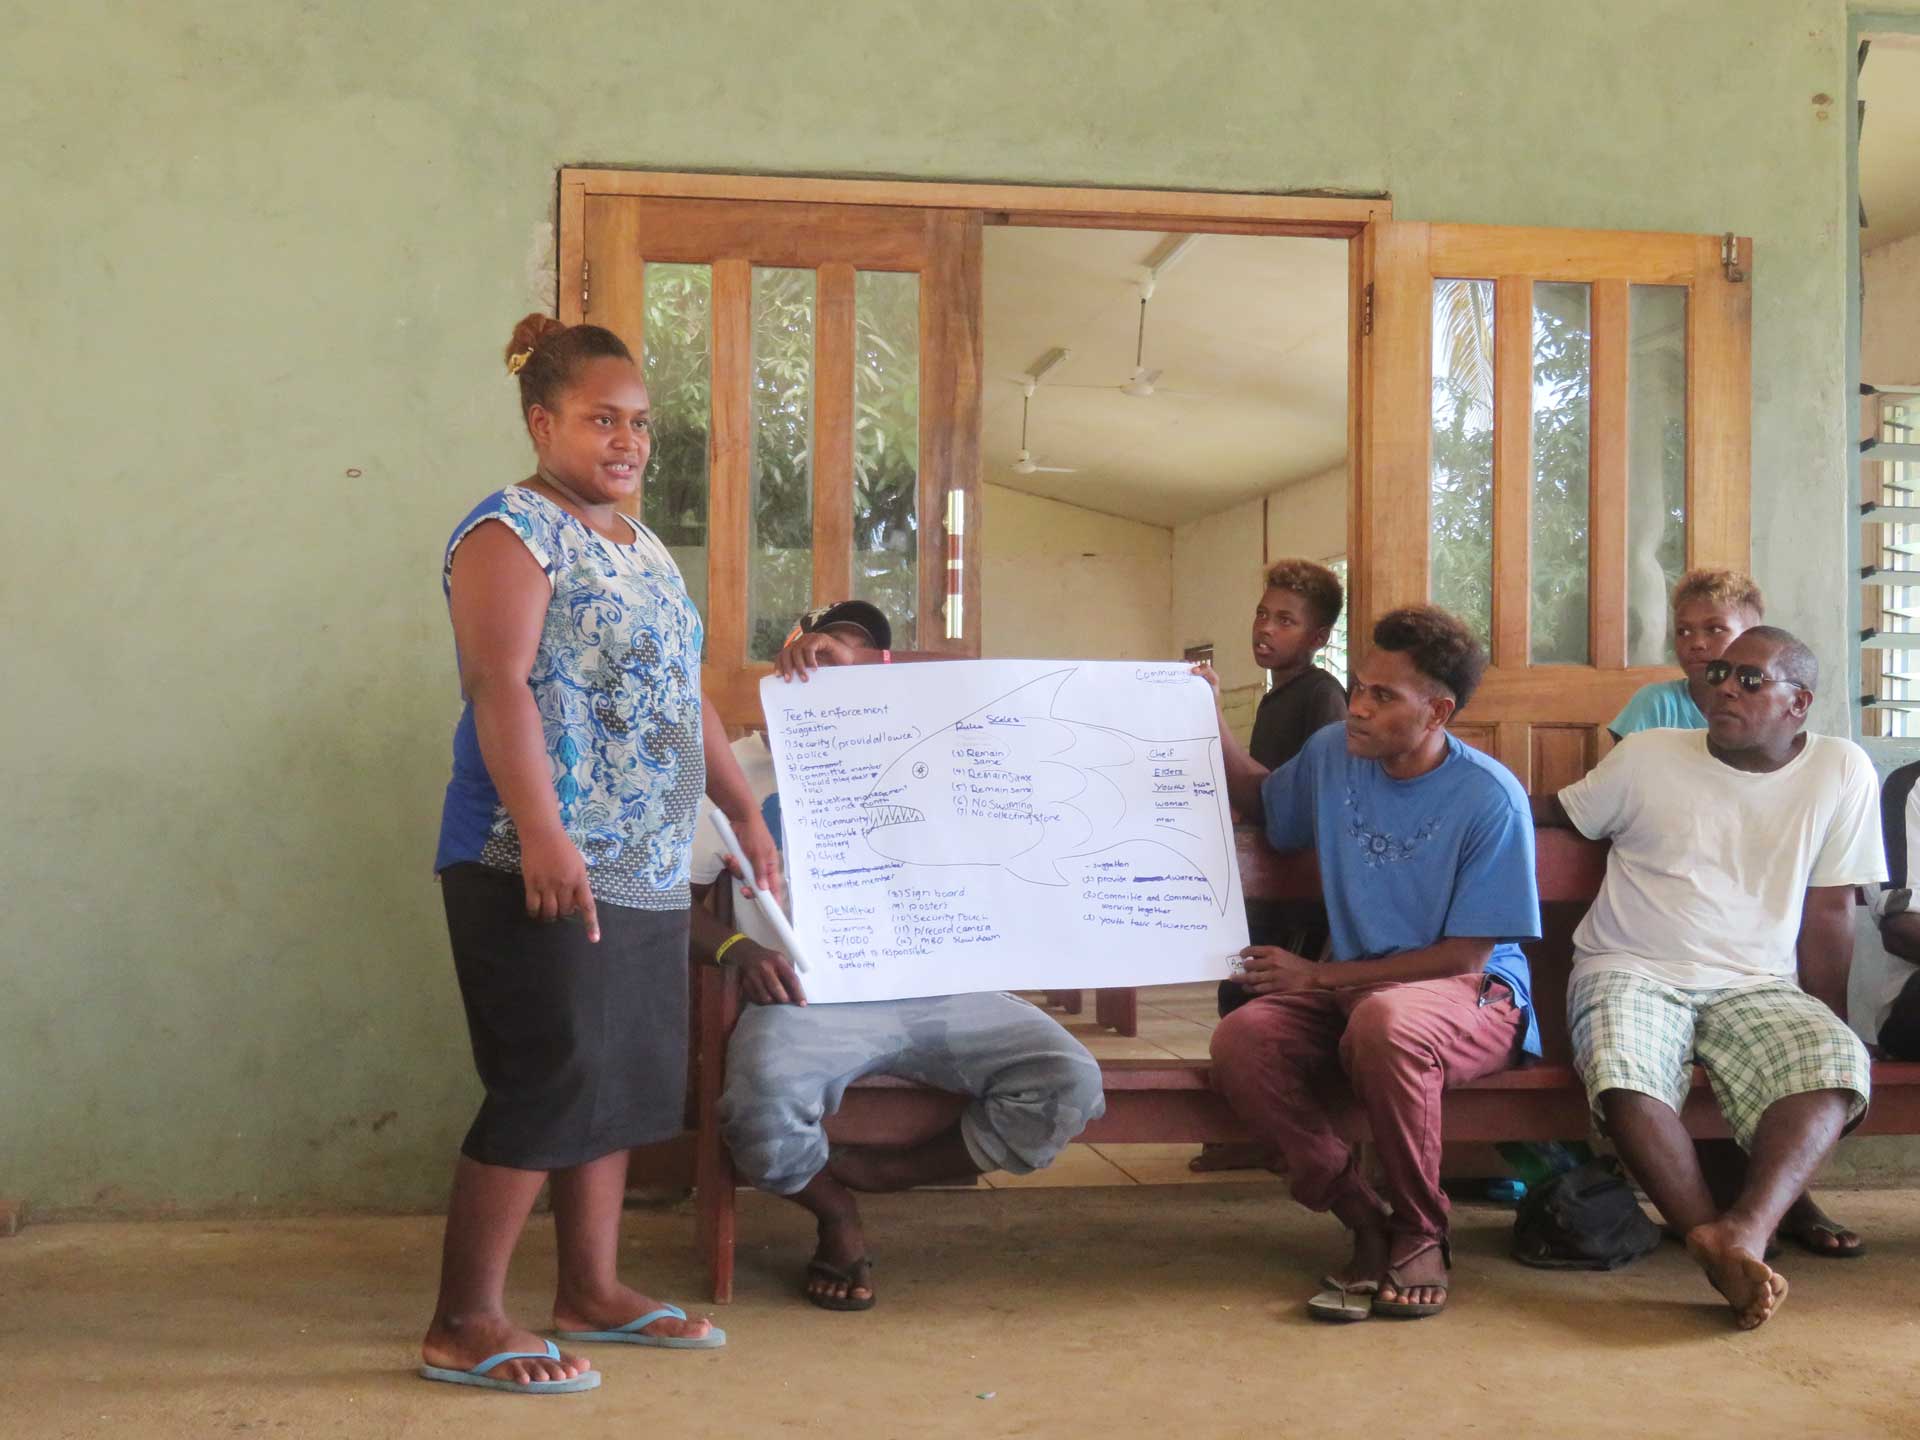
[1372,1237,1450,1319]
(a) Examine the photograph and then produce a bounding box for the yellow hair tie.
[507,347,535,376]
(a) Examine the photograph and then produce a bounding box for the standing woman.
[420,315,781,1394]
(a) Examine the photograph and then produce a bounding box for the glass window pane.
[1323,557,1349,688]
[641,263,712,627]
[853,270,920,649]
[1430,278,1495,648]
[1875,402,1919,737]
[1625,285,1688,666]
[1530,282,1592,665]
[749,267,816,662]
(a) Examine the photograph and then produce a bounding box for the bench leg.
[1044,989,1084,1015]
[1095,987,1139,1038]
[694,952,742,1304]
[695,1137,737,1305]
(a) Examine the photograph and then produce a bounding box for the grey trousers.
[720,992,1107,1195]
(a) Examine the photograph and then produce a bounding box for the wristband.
[713,932,750,968]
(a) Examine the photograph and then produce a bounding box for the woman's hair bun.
[503,315,636,418]
[504,313,568,373]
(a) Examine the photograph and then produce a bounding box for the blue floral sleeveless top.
[435,487,706,908]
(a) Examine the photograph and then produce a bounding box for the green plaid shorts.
[1569,970,1871,1149]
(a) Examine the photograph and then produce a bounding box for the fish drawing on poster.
[862,670,1233,904]
[761,659,1250,1004]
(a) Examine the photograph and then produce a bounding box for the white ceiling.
[982,227,1349,529]
[1861,34,1920,253]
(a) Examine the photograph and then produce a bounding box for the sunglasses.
[1703,660,1803,693]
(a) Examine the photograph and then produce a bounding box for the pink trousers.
[1209,973,1526,1243]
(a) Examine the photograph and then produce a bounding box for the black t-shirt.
[1248,665,1348,772]
[1235,664,1346,972]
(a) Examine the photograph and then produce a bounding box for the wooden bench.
[691,826,1920,1302]
[1039,987,1141,1037]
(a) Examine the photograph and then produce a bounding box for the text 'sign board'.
[761,660,1250,1004]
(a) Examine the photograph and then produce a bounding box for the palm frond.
[1434,278,1494,415]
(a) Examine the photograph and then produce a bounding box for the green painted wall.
[5,0,1915,1214]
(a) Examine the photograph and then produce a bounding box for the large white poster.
[761,659,1248,1004]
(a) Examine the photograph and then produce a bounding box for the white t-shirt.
[691,734,788,952]
[1559,730,1885,991]
[1858,783,1920,1039]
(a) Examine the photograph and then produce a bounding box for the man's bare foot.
[423,1312,592,1385]
[1686,1221,1788,1330]
[553,1282,715,1343]
[1777,1193,1864,1258]
[1188,1141,1283,1174]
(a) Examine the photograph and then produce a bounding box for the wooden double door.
[560,173,1753,783]
[1355,224,1752,791]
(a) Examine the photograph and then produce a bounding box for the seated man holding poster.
[1205,605,1541,1323]
[688,603,1105,1312]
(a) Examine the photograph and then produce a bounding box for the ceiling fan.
[1122,233,1197,398]
[1052,233,1211,400]
[1011,347,1077,475]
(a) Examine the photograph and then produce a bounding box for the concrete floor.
[6,1184,1919,1440]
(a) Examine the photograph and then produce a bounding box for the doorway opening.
[979,225,1350,746]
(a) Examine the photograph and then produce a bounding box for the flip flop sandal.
[419,1340,601,1393]
[1373,1238,1450,1320]
[804,1256,876,1312]
[556,1302,727,1348]
[1373,1273,1449,1319]
[1306,1276,1378,1323]
[1782,1218,1867,1260]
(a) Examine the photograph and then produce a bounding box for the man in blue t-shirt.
[1207,605,1541,1323]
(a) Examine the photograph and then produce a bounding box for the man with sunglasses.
[1608,570,1862,1260]
[1533,627,1882,1330]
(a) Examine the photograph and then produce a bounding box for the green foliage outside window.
[1429,281,1682,660]
[639,265,921,659]
[1430,279,1496,647]
[852,271,921,649]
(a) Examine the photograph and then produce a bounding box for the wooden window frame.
[1358,222,1752,791]
[557,169,1389,724]
[557,170,1390,245]
[1849,12,1920,750]
[556,172,1751,791]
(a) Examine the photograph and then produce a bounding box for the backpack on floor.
[1510,1155,1662,1271]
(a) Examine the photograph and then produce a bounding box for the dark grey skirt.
[440,862,690,1171]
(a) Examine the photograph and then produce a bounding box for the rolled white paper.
[705,808,810,974]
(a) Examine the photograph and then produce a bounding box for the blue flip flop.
[555,1303,727,1349]
[419,1339,601,1393]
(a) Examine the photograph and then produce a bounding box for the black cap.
[798,600,892,651]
